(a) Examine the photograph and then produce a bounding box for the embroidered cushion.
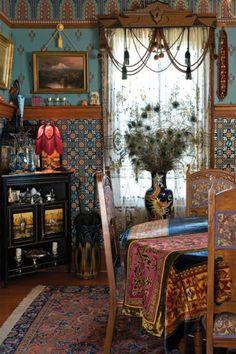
[214,312,236,336]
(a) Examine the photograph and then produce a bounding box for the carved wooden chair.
[96,170,123,354]
[186,165,236,217]
[206,182,236,354]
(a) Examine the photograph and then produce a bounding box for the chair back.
[206,181,236,353]
[186,165,236,217]
[96,169,122,353]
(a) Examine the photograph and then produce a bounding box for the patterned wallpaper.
[8,27,100,105]
[1,0,236,223]
[1,0,236,21]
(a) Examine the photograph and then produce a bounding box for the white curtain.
[103,27,210,229]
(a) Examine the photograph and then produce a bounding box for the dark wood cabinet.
[0,170,73,287]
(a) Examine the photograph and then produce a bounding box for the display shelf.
[0,101,16,120]
[24,105,102,120]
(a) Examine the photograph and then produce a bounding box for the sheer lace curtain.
[103,27,210,230]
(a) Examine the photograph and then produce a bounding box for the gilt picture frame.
[32,51,88,93]
[0,33,14,90]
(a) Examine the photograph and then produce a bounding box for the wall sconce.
[35,123,63,170]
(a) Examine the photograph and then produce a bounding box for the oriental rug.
[0,285,165,354]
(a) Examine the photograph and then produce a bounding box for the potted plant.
[124,98,199,219]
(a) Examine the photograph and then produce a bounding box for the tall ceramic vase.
[17,95,25,128]
[145,172,173,220]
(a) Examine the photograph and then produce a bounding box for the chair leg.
[103,307,117,354]
[194,324,202,354]
[178,336,186,354]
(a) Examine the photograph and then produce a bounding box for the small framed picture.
[89,91,100,105]
[9,206,36,245]
[42,202,66,238]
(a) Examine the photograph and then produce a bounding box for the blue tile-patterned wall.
[56,118,103,218]
[214,118,236,172]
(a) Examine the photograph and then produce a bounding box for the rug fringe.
[0,285,45,345]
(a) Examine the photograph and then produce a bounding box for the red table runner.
[123,233,208,336]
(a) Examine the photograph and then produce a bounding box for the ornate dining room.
[0,1,236,353]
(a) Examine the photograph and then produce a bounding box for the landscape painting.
[10,207,35,244]
[43,204,65,237]
[33,51,88,93]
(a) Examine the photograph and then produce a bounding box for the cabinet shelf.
[8,257,65,278]
[24,105,102,120]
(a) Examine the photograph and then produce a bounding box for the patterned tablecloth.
[123,232,231,344]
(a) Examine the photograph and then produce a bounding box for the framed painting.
[42,202,66,238]
[9,206,36,245]
[32,51,88,93]
[0,33,14,90]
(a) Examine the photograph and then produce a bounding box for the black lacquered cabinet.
[0,170,73,287]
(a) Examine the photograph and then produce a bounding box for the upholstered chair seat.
[213,312,236,336]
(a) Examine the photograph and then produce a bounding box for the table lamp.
[35,123,63,170]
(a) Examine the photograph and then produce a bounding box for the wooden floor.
[0,265,108,327]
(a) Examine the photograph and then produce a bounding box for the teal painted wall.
[2,26,236,106]
[0,23,100,104]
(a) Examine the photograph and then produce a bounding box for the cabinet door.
[41,202,66,240]
[8,205,37,246]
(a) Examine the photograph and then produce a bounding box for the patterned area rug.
[0,285,165,354]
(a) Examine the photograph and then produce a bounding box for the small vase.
[17,95,25,128]
[145,172,173,220]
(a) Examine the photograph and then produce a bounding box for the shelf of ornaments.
[24,105,102,120]
[0,101,16,120]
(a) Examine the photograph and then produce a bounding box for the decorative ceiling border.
[0,11,98,29]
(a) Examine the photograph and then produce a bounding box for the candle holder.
[25,249,49,269]
[52,242,58,266]
[15,255,22,273]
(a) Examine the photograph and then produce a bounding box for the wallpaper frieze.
[1,0,236,21]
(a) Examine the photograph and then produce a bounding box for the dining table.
[122,216,232,353]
